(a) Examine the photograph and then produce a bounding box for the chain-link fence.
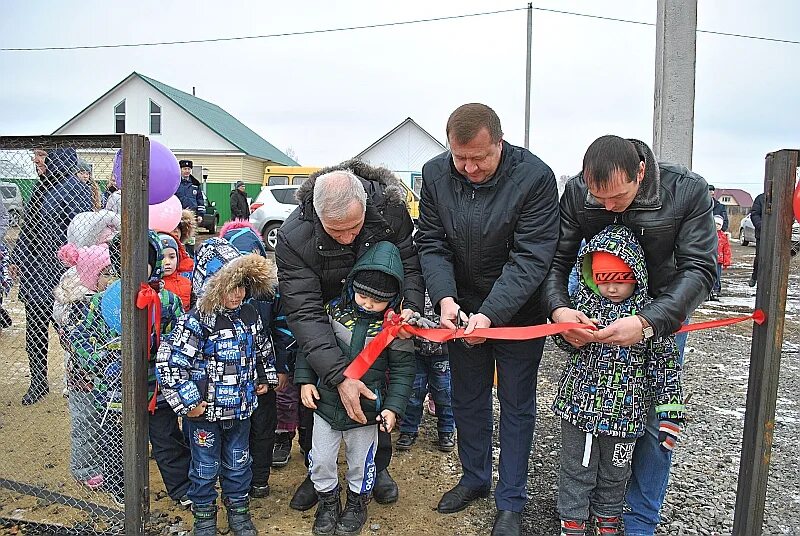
[0,135,150,535]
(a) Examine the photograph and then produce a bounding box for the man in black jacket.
[542,135,716,536]
[749,193,764,287]
[275,160,424,510]
[229,180,250,221]
[708,184,729,231]
[415,103,559,536]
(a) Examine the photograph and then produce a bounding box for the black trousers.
[149,405,191,500]
[298,401,392,472]
[24,300,53,391]
[250,390,277,487]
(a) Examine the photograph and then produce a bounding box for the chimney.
[192,86,196,96]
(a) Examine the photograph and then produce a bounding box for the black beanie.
[352,269,399,302]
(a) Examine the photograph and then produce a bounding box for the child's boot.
[224,497,258,536]
[191,503,218,536]
[335,488,369,536]
[594,516,622,535]
[313,486,341,535]
[560,519,586,536]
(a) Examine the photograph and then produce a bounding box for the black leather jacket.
[542,139,716,338]
[276,160,424,388]
[416,141,559,326]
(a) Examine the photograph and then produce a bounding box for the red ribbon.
[343,309,766,381]
[136,283,162,414]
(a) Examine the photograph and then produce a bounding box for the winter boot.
[594,516,622,535]
[224,497,258,536]
[290,475,319,511]
[560,519,586,536]
[272,432,292,467]
[191,503,218,536]
[335,488,369,536]
[313,486,341,536]
[395,432,417,451]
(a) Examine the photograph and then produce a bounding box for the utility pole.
[652,0,697,167]
[524,2,532,149]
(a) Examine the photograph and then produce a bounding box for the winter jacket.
[12,148,94,303]
[717,230,732,268]
[53,268,95,392]
[542,139,717,339]
[157,242,278,421]
[750,193,764,241]
[552,225,685,438]
[71,232,183,412]
[161,233,194,310]
[276,159,424,389]
[175,175,206,216]
[712,199,729,232]
[415,141,560,327]
[229,189,250,220]
[294,241,415,431]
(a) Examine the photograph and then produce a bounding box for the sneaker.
[178,494,192,508]
[396,432,417,451]
[82,474,104,490]
[272,434,292,468]
[560,519,586,536]
[707,292,719,302]
[437,432,456,453]
[250,484,270,498]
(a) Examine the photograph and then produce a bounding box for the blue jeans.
[186,417,252,506]
[624,321,689,535]
[399,353,454,434]
[713,264,723,293]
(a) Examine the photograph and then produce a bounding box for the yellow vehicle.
[263,166,419,221]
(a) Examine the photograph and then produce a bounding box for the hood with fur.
[196,253,277,314]
[295,158,406,206]
[176,209,198,243]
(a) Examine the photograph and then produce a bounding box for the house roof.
[53,72,298,166]
[355,117,445,158]
[713,188,754,207]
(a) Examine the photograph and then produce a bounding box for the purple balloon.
[112,140,181,205]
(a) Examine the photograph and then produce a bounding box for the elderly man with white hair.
[276,159,424,512]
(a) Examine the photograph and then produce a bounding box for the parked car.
[0,181,23,227]
[739,213,800,246]
[199,200,219,234]
[249,185,299,251]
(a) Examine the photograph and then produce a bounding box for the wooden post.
[733,149,799,534]
[121,134,150,535]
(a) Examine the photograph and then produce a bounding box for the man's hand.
[594,315,644,347]
[376,409,397,433]
[463,313,491,345]
[186,401,207,418]
[300,384,320,410]
[276,373,290,392]
[552,306,597,348]
[387,308,415,339]
[439,297,467,330]
[337,377,376,424]
[256,384,269,395]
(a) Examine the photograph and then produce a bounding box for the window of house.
[721,196,733,204]
[150,100,161,135]
[114,100,126,134]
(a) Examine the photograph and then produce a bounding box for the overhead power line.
[1,5,798,52]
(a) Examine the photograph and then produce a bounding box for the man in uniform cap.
[175,159,206,255]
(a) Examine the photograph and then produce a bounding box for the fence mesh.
[0,136,136,534]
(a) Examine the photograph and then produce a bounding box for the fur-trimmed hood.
[295,158,406,206]
[176,209,198,244]
[197,253,277,314]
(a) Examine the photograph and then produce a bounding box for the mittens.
[658,419,682,452]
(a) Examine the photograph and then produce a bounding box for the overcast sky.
[1,0,798,196]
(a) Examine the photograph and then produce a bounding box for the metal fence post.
[121,134,150,535]
[733,149,799,534]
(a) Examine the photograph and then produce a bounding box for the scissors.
[378,413,390,433]
[455,307,475,348]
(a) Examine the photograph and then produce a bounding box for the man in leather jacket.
[415,103,559,536]
[276,160,424,509]
[542,135,716,536]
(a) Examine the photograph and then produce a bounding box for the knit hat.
[77,159,92,173]
[235,180,245,188]
[57,243,111,291]
[159,233,179,253]
[352,269,399,302]
[592,251,636,285]
[714,215,724,227]
[220,220,267,257]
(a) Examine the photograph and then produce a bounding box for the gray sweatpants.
[558,419,636,521]
[309,413,378,495]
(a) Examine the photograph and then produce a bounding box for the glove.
[658,419,681,452]
[406,312,438,329]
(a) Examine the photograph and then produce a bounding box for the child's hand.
[187,401,207,418]
[300,384,320,410]
[376,410,397,433]
[256,384,268,395]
